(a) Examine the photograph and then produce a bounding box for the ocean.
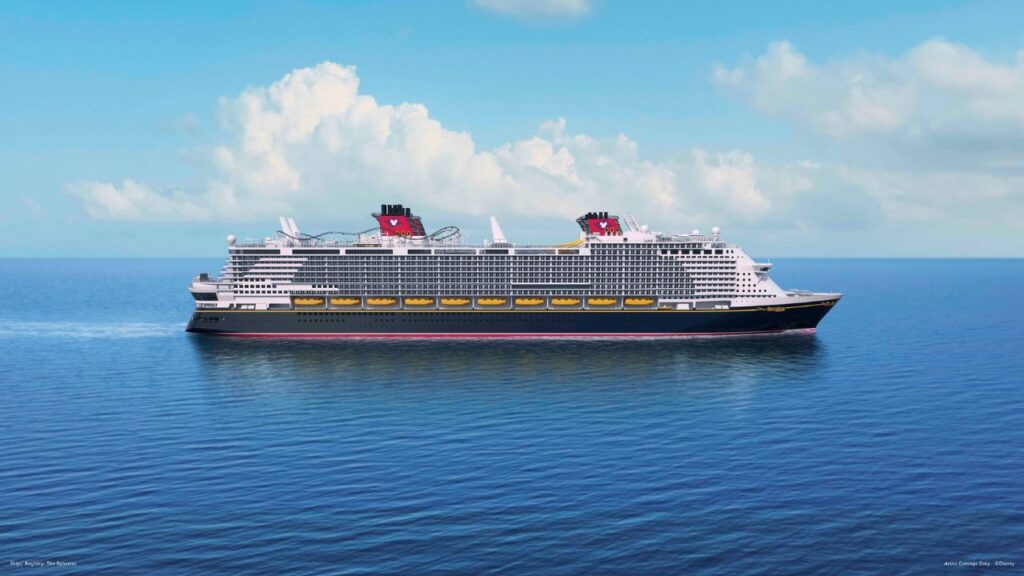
[1,258,1021,574]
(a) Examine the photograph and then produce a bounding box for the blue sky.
[2,0,1022,257]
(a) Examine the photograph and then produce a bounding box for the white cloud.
[837,167,1024,224]
[712,39,1024,236]
[70,54,1022,252]
[474,0,590,19]
[713,42,911,139]
[70,179,212,221]
[73,61,774,229]
[690,150,769,218]
[713,39,1024,154]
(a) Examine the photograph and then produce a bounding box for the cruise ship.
[186,205,841,337]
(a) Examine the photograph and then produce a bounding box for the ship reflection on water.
[188,334,826,401]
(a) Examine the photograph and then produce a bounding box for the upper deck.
[231,207,725,255]
[188,205,840,311]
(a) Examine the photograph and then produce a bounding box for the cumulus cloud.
[71,180,211,221]
[72,61,770,228]
[72,51,1022,250]
[713,39,1024,160]
[837,167,1024,224]
[689,150,770,218]
[474,0,590,19]
[712,39,1024,233]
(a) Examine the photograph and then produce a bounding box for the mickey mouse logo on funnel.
[577,212,622,236]
[375,204,426,237]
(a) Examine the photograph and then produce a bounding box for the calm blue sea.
[1,259,1021,574]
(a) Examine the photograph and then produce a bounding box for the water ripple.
[0,259,1021,574]
[0,320,182,339]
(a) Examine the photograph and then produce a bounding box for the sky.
[1,0,1022,257]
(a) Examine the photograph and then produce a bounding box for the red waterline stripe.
[211,329,815,339]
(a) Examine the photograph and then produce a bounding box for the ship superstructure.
[187,205,840,337]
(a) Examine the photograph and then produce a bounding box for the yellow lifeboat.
[329,297,360,306]
[624,297,655,306]
[404,297,435,306]
[476,297,507,306]
[515,297,544,306]
[587,297,617,306]
[293,297,324,306]
[366,297,397,306]
[441,297,471,306]
[550,297,581,306]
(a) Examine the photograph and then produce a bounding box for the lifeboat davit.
[366,297,397,306]
[550,297,581,306]
[441,297,471,306]
[404,297,435,306]
[330,297,360,306]
[624,297,655,306]
[515,298,544,306]
[293,297,324,306]
[587,297,617,306]
[477,297,507,306]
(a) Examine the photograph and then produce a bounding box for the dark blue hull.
[186,299,839,337]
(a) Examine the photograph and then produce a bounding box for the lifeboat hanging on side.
[476,297,507,306]
[514,297,544,306]
[293,297,324,306]
[550,297,581,306]
[366,297,397,306]
[624,297,655,306]
[330,297,360,306]
[404,297,435,307]
[441,297,471,306]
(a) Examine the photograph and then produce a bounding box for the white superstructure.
[190,205,838,313]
